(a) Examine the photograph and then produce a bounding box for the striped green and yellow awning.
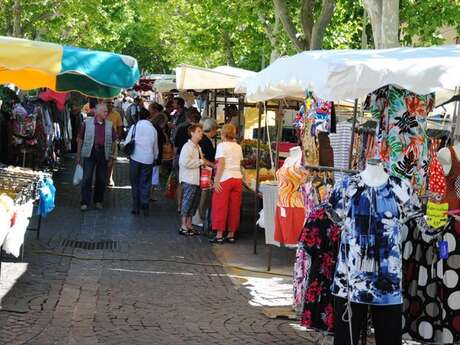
[0,36,140,98]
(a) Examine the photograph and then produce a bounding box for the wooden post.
[274,101,283,170]
[212,90,217,119]
[253,102,263,255]
[348,99,359,169]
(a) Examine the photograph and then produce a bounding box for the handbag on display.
[123,124,136,156]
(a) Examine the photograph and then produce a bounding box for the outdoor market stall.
[0,36,140,267]
[236,45,460,345]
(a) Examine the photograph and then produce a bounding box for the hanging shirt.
[276,165,308,208]
[365,85,435,191]
[329,174,423,305]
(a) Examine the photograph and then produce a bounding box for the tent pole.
[238,95,244,141]
[253,102,263,255]
[224,89,228,122]
[206,91,210,117]
[213,89,217,119]
[274,101,283,170]
[348,99,359,169]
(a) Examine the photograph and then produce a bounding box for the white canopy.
[176,64,256,91]
[154,78,176,93]
[237,45,460,102]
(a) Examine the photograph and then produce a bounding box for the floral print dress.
[365,85,435,191]
[329,174,423,305]
[295,208,341,331]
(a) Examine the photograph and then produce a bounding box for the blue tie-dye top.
[329,174,423,305]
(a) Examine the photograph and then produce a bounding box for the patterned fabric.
[328,122,353,182]
[365,85,435,190]
[180,182,201,217]
[428,139,446,200]
[293,248,311,313]
[276,166,308,208]
[301,119,319,165]
[297,208,341,332]
[329,174,423,305]
[442,146,460,212]
[301,179,332,221]
[402,219,460,344]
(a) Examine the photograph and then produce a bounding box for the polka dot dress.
[402,220,460,344]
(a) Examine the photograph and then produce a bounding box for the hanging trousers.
[211,178,242,233]
[333,297,402,345]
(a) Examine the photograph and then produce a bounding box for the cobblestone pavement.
[0,157,318,345]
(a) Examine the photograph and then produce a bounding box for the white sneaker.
[95,202,103,210]
[80,204,88,211]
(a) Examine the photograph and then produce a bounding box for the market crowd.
[74,94,243,243]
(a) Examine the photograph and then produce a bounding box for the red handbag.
[200,167,213,190]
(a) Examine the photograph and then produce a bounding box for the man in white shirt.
[125,108,158,216]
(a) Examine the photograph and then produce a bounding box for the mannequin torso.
[360,162,389,187]
[437,143,460,175]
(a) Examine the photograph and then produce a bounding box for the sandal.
[186,230,195,236]
[226,237,236,244]
[190,228,201,236]
[178,227,189,236]
[209,237,224,244]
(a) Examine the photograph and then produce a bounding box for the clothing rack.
[262,98,361,272]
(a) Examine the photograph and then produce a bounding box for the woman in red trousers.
[210,124,243,244]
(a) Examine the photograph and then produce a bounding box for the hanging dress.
[274,165,308,245]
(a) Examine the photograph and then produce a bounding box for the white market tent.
[237,45,460,102]
[154,78,177,93]
[176,64,256,91]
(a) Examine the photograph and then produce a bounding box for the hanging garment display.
[329,174,423,305]
[328,122,353,182]
[402,219,460,344]
[365,85,435,190]
[441,146,460,211]
[301,118,319,165]
[3,200,34,257]
[295,208,341,332]
[428,139,447,200]
[274,165,308,245]
[260,182,280,246]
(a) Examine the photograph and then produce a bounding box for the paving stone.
[0,157,318,345]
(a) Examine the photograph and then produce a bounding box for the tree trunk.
[310,0,336,50]
[300,0,314,49]
[273,0,306,52]
[259,12,282,63]
[363,0,382,48]
[381,0,400,48]
[222,31,236,66]
[12,0,21,38]
[361,9,368,49]
[363,0,400,48]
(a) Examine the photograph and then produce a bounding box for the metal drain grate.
[60,239,118,250]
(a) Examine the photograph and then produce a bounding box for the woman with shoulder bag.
[126,108,158,216]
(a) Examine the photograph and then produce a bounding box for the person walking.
[126,96,143,126]
[126,109,158,216]
[210,124,243,244]
[178,124,206,236]
[106,99,123,187]
[76,103,117,211]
